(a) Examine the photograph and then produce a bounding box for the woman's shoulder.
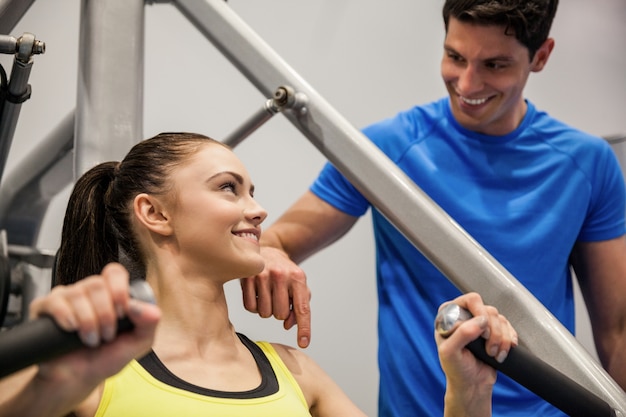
[265,342,313,372]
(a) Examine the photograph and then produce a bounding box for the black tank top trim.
[137,333,279,399]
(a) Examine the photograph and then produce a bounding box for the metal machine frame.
[1,0,625,412]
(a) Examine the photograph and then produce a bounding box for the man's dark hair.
[443,0,559,60]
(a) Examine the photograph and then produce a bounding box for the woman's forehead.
[185,144,250,179]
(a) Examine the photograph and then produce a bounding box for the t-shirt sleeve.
[578,142,626,241]
[310,161,370,217]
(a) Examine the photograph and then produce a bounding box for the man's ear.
[531,38,555,73]
[134,193,173,236]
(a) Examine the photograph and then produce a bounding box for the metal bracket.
[222,85,308,148]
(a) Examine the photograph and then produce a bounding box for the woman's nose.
[245,199,267,224]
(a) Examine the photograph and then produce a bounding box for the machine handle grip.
[435,303,616,417]
[0,280,154,379]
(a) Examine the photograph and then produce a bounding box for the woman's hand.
[0,263,161,417]
[435,292,517,417]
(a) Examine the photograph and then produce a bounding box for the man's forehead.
[444,19,527,58]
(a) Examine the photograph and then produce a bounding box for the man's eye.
[486,62,507,70]
[447,52,463,62]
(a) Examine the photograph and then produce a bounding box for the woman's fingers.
[29,263,132,347]
[444,292,519,363]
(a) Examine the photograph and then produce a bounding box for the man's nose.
[457,65,483,95]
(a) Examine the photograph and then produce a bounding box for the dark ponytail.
[55,162,120,285]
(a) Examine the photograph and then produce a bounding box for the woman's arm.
[435,292,518,417]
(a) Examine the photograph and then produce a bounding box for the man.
[242,1,626,416]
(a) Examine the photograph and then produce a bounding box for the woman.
[0,132,516,416]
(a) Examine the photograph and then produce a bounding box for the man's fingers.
[283,311,297,330]
[240,277,259,313]
[255,276,274,318]
[240,246,312,348]
[290,283,311,348]
[271,277,297,321]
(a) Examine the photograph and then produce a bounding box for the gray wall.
[2,1,625,415]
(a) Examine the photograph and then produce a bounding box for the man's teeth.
[461,96,488,105]
[237,232,258,241]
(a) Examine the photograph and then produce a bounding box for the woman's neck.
[145,265,240,358]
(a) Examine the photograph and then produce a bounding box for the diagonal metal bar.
[0,0,36,34]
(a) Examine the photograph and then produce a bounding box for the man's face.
[441,17,550,136]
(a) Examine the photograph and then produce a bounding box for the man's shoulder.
[393,97,448,123]
[363,97,449,139]
[527,104,608,149]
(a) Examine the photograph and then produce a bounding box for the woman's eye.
[221,182,237,193]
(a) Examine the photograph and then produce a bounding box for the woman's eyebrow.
[208,171,244,183]
[208,171,255,194]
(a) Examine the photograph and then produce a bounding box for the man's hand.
[241,246,312,348]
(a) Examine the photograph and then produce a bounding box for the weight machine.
[0,0,625,415]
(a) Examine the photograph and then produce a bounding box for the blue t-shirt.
[311,97,626,417]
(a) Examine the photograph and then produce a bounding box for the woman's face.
[164,143,268,280]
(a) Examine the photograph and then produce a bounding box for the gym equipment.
[0,1,624,414]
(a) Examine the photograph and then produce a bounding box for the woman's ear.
[134,193,173,236]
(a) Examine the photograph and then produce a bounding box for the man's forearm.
[602,338,626,390]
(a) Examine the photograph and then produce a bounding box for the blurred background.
[1,1,625,414]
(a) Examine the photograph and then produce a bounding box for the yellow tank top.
[94,334,311,417]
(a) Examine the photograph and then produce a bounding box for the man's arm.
[242,190,358,348]
[571,235,626,389]
[260,190,359,262]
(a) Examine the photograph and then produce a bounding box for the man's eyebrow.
[443,45,514,62]
[443,45,458,54]
[485,55,515,62]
